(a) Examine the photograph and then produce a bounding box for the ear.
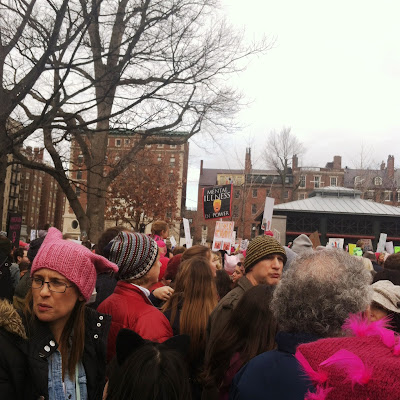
[116,329,146,365]
[163,334,190,356]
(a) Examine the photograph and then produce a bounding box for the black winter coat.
[0,299,111,400]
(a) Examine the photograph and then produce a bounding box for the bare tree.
[263,127,304,202]
[3,0,271,242]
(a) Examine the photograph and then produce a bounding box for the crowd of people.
[1,221,400,399]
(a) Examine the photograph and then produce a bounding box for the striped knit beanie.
[109,232,159,281]
[244,235,286,272]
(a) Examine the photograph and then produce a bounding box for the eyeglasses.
[30,277,73,293]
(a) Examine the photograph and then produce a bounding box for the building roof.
[274,186,400,217]
[199,169,243,186]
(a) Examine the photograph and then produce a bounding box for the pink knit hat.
[31,228,118,301]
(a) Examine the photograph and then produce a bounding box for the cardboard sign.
[386,241,394,254]
[182,218,192,249]
[327,238,344,249]
[212,221,234,255]
[202,184,233,220]
[7,213,22,248]
[309,231,321,249]
[357,238,373,251]
[377,233,387,253]
[261,197,275,231]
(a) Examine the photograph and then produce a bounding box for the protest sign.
[30,230,37,242]
[354,247,363,256]
[386,241,394,254]
[169,236,177,248]
[240,239,249,252]
[327,238,344,249]
[377,233,387,253]
[309,231,321,249]
[348,244,356,255]
[182,218,192,249]
[7,213,22,248]
[261,197,275,231]
[212,221,234,254]
[273,229,281,243]
[202,184,233,220]
[395,247,400,254]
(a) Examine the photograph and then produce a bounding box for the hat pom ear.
[116,329,147,366]
[46,227,63,241]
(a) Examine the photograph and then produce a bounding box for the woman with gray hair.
[230,249,372,400]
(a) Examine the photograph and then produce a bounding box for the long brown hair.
[24,290,86,380]
[180,245,211,262]
[162,257,217,361]
[202,285,277,388]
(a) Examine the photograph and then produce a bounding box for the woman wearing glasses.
[0,228,117,400]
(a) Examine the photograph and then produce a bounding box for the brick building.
[62,130,190,242]
[17,147,64,240]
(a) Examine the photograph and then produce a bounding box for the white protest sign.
[327,238,344,249]
[240,239,249,251]
[273,229,281,243]
[261,197,275,231]
[386,241,394,254]
[182,218,192,249]
[377,233,387,253]
[30,230,37,242]
[212,221,234,254]
[169,236,177,248]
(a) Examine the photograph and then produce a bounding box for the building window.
[374,176,382,186]
[313,176,321,188]
[234,190,240,199]
[366,190,375,200]
[330,177,337,186]
[284,190,289,199]
[26,172,30,179]
[233,205,239,218]
[157,154,162,162]
[170,144,177,149]
[145,144,152,148]
[251,223,257,238]
[202,225,207,231]
[76,186,81,197]
[77,154,83,165]
[157,144,164,148]
[397,191,400,203]
[299,176,306,188]
[22,216,25,223]
[115,139,121,147]
[298,193,306,200]
[124,139,130,146]
[23,205,27,212]
[252,189,258,198]
[25,184,29,190]
[170,157,176,167]
[251,204,257,215]
[166,209,172,219]
[384,191,393,202]
[77,170,82,180]
[354,176,362,185]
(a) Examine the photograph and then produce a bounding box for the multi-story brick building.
[17,147,64,240]
[62,130,190,241]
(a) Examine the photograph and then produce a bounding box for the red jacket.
[97,281,173,362]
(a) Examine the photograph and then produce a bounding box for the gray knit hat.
[109,232,159,281]
[291,234,314,255]
[244,235,287,272]
[371,280,400,314]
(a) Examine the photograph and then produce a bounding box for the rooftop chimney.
[292,154,298,170]
[333,156,341,170]
[245,147,252,174]
[200,160,203,175]
[387,155,395,179]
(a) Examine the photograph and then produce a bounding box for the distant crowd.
[1,222,400,400]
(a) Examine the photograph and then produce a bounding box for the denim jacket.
[48,350,88,400]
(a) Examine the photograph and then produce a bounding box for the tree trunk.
[0,153,8,231]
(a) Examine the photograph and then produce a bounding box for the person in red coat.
[97,232,173,362]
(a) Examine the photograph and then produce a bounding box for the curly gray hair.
[271,249,372,337]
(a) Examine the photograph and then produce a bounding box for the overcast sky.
[185,0,400,208]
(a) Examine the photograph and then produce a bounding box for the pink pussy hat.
[31,227,118,301]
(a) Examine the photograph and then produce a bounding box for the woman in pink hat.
[0,227,118,400]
